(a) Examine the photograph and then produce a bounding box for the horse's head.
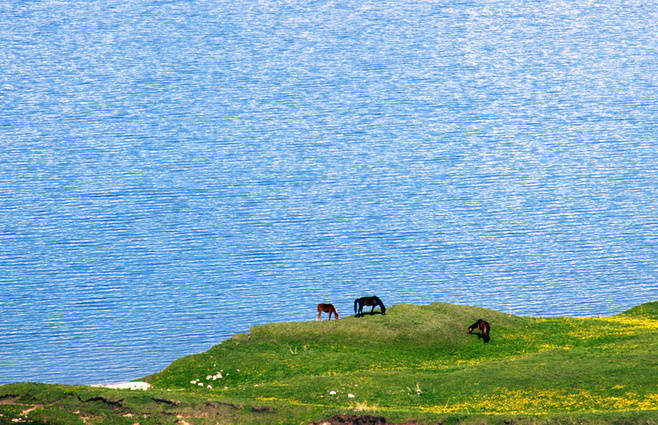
[467,319,481,334]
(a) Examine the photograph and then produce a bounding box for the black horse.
[354,296,386,317]
[467,319,490,343]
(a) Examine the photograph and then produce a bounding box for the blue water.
[0,0,656,386]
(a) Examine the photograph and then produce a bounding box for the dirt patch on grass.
[309,414,423,425]
[0,397,19,405]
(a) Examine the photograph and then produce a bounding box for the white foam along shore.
[92,381,151,390]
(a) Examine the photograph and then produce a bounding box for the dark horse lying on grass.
[467,319,490,343]
[317,303,339,321]
[354,296,386,317]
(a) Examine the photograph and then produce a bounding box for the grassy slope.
[1,302,656,425]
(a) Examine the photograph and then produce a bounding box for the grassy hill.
[1,302,656,424]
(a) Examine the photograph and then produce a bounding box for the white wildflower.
[329,390,337,395]
[348,393,355,398]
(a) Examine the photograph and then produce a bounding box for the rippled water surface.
[0,0,656,385]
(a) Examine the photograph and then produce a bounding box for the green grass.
[1,302,656,424]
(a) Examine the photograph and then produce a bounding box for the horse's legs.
[480,323,488,336]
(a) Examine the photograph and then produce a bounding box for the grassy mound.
[1,302,656,424]
[621,301,658,320]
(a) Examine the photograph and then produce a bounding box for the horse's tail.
[354,298,359,314]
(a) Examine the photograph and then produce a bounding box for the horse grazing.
[354,296,386,317]
[317,303,339,321]
[467,319,490,343]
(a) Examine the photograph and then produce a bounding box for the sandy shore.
[91,381,151,390]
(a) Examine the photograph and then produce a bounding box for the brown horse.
[467,319,490,343]
[317,303,339,321]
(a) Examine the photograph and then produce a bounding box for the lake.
[0,0,656,385]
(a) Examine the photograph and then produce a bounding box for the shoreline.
[91,381,151,390]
